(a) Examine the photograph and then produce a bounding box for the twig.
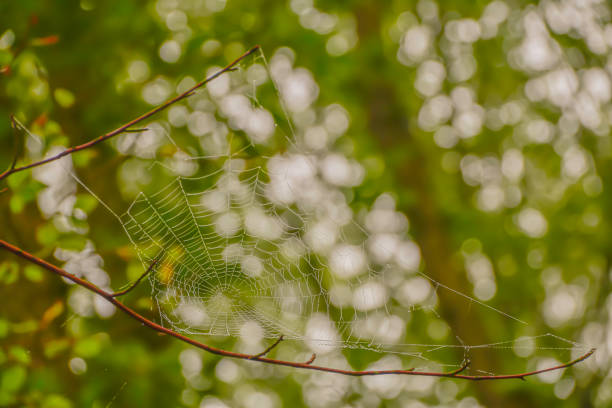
[121,128,149,133]
[0,239,596,380]
[305,353,316,365]
[110,259,158,297]
[447,359,470,376]
[0,45,260,182]
[251,335,284,359]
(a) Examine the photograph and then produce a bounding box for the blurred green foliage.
[1,0,612,407]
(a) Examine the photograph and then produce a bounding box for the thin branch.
[110,259,158,298]
[0,45,260,183]
[447,359,470,376]
[121,128,149,133]
[304,353,316,365]
[0,239,596,380]
[251,335,284,359]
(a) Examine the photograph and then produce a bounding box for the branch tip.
[252,335,284,359]
[110,258,158,297]
[305,353,316,365]
[447,359,470,376]
[0,45,261,183]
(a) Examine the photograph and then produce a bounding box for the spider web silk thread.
[14,47,591,370]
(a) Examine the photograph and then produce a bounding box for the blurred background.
[1,0,612,407]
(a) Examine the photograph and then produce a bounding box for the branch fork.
[251,335,284,359]
[0,46,260,183]
[110,259,158,298]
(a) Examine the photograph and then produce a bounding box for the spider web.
[47,47,591,371]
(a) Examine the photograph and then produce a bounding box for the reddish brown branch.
[0,239,595,380]
[304,353,316,365]
[251,335,284,359]
[0,45,260,182]
[448,359,470,376]
[110,259,158,297]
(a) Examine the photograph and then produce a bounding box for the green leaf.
[42,394,73,408]
[24,265,44,283]
[74,334,106,358]
[72,150,97,168]
[58,236,87,251]
[19,180,45,203]
[0,49,12,66]
[11,320,38,334]
[75,194,98,214]
[5,170,29,190]
[0,366,26,392]
[54,88,75,108]
[8,194,24,214]
[0,320,8,338]
[0,262,19,285]
[36,223,59,247]
[0,390,16,406]
[9,346,31,365]
[44,339,70,359]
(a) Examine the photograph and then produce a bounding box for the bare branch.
[110,259,158,298]
[447,359,470,376]
[121,128,149,133]
[0,239,596,380]
[0,45,260,183]
[251,335,284,359]
[304,353,316,365]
